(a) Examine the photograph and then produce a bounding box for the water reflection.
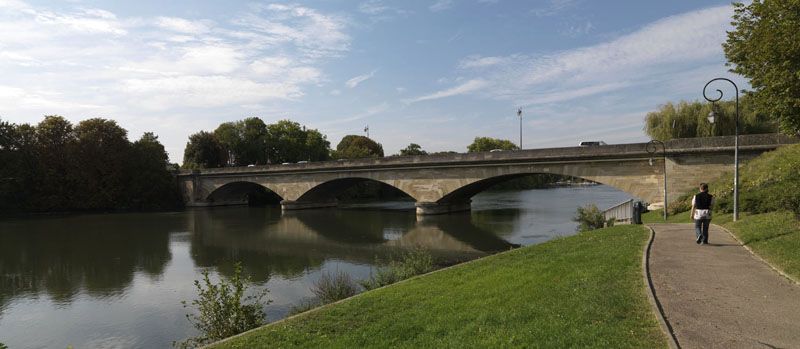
[187,207,517,282]
[0,213,179,310]
[0,206,516,313]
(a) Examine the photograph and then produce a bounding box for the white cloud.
[120,75,302,109]
[154,16,211,34]
[519,81,631,106]
[407,79,488,103]
[235,3,350,59]
[458,55,510,69]
[345,70,377,88]
[0,0,351,162]
[430,0,453,12]
[454,5,734,106]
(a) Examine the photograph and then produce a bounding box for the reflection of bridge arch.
[179,134,796,214]
[187,208,516,276]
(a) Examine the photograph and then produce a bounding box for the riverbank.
[208,225,667,348]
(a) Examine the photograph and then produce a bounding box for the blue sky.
[0,0,747,162]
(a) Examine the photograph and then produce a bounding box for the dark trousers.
[695,218,710,243]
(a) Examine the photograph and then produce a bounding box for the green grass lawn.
[722,211,800,280]
[211,225,667,348]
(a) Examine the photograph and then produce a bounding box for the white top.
[691,194,715,220]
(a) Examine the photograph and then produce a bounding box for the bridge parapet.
[177,134,797,214]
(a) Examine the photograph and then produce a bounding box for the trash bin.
[632,201,643,225]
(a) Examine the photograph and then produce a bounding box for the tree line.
[645,1,799,140]
[0,116,180,212]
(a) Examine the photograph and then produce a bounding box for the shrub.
[0,342,7,349]
[288,299,321,316]
[361,249,436,290]
[574,204,606,232]
[175,263,270,348]
[311,271,359,304]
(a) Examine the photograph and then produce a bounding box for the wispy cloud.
[407,79,488,103]
[317,102,390,126]
[430,0,454,12]
[345,70,377,88]
[455,5,734,106]
[531,0,580,17]
[358,0,409,17]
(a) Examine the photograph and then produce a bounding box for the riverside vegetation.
[177,263,270,348]
[206,225,667,348]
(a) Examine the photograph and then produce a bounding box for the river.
[0,185,632,348]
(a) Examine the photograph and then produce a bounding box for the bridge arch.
[206,181,283,206]
[294,177,416,204]
[436,173,627,205]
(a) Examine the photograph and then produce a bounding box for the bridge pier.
[415,201,471,215]
[281,199,339,211]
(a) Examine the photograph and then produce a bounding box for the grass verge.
[721,211,800,281]
[210,225,667,348]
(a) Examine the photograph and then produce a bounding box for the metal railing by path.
[604,199,635,224]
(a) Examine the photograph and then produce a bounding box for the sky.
[0,0,748,163]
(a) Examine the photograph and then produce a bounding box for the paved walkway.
[648,224,800,349]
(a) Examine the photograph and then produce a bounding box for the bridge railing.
[603,199,635,224]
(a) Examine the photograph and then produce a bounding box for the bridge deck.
[178,134,795,177]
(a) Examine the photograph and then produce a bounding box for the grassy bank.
[723,211,800,280]
[211,225,666,348]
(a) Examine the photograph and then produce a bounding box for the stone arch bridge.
[178,134,795,215]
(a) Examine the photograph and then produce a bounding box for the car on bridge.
[579,141,607,146]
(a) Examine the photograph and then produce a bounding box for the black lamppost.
[703,78,740,221]
[646,139,667,220]
[517,108,523,150]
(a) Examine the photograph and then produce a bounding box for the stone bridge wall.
[177,134,796,214]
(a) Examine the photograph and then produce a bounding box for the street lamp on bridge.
[646,139,667,221]
[703,77,740,221]
[517,108,523,150]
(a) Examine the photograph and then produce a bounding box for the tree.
[723,1,800,135]
[214,118,270,166]
[333,135,384,159]
[466,137,518,152]
[399,143,428,156]
[304,128,331,162]
[267,120,330,163]
[183,131,226,169]
[71,118,132,209]
[33,116,77,210]
[644,97,777,141]
[129,132,180,209]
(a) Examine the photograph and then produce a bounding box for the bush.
[0,342,7,349]
[311,271,359,304]
[361,249,436,290]
[176,263,270,348]
[288,299,321,316]
[574,204,606,232]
